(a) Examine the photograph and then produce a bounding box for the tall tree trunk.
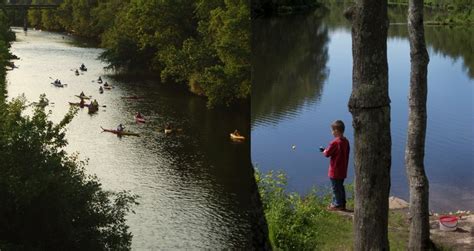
[346,0,391,250]
[406,0,431,249]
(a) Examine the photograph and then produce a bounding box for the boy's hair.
[331,120,345,133]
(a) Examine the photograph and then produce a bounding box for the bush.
[255,170,353,250]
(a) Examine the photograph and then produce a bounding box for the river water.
[6,28,255,249]
[252,8,473,212]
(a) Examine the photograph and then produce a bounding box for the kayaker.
[81,63,85,69]
[98,76,102,82]
[136,112,143,119]
[92,99,99,108]
[99,86,104,92]
[233,129,241,136]
[80,91,85,97]
[104,82,109,87]
[75,69,79,74]
[117,124,125,132]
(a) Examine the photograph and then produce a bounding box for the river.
[6,28,255,249]
[252,7,473,212]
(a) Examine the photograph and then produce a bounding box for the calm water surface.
[7,28,255,249]
[252,9,473,212]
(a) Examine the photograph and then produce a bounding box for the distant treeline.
[322,0,473,24]
[390,0,472,24]
[20,0,250,107]
[252,0,321,17]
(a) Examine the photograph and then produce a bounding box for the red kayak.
[135,116,145,123]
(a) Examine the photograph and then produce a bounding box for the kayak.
[104,86,112,90]
[75,71,80,76]
[51,82,64,88]
[99,90,104,94]
[135,116,145,123]
[230,133,245,141]
[164,129,173,134]
[101,127,139,137]
[75,95,90,100]
[80,67,87,71]
[68,102,85,108]
[97,79,103,84]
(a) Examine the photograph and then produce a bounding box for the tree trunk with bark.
[346,0,391,250]
[406,0,431,249]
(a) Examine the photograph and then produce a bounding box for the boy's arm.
[323,141,337,157]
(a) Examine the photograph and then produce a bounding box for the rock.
[389,196,409,209]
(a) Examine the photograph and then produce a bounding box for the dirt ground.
[389,196,474,250]
[337,197,474,250]
[430,214,474,250]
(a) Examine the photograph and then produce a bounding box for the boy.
[319,120,350,211]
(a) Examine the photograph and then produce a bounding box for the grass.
[256,170,410,250]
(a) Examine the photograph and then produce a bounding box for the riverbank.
[257,172,473,249]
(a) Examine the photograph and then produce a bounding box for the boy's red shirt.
[323,136,350,179]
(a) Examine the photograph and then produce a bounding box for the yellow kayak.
[230,133,245,141]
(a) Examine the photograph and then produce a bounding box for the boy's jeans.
[330,178,346,207]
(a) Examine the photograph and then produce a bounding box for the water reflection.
[251,8,473,211]
[323,5,474,77]
[7,28,256,249]
[252,12,329,126]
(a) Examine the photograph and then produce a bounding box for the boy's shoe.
[327,204,346,211]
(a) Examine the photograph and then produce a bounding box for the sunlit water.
[7,28,255,249]
[252,9,474,212]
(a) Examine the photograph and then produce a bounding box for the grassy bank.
[256,170,458,250]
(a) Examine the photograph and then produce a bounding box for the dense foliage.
[0,9,137,249]
[24,0,250,107]
[255,170,353,249]
[0,96,138,250]
[256,170,417,250]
